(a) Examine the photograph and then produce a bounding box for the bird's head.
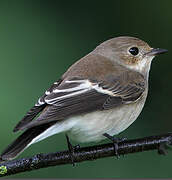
[94,36,167,75]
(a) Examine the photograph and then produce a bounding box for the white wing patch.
[94,84,115,96]
[35,98,45,106]
[52,80,92,93]
[45,90,51,95]
[45,89,91,105]
[45,80,94,104]
[35,79,116,106]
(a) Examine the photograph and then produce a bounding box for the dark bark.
[0,133,171,177]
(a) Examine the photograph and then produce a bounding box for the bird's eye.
[129,47,139,56]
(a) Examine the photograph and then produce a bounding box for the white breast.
[68,91,148,142]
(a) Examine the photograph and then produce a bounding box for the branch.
[0,133,172,177]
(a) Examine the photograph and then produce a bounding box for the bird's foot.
[103,133,127,158]
[65,134,80,166]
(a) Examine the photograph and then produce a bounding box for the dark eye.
[129,47,139,56]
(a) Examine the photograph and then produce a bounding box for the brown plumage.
[0,36,167,161]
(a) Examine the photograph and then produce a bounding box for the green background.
[0,0,172,178]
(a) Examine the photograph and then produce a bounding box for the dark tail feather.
[0,122,56,161]
[13,104,46,132]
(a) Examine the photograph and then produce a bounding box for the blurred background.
[0,0,171,178]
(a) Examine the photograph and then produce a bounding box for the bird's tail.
[0,122,56,161]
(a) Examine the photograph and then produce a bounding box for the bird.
[0,36,167,161]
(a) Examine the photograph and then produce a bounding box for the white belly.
[68,92,147,142]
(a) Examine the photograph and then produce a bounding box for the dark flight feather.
[1,122,56,161]
[13,79,62,132]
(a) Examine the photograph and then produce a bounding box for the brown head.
[94,36,167,75]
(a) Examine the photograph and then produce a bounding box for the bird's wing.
[13,79,62,132]
[14,71,146,131]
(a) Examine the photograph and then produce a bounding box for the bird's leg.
[103,133,126,158]
[65,134,80,166]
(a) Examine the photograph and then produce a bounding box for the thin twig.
[0,133,172,177]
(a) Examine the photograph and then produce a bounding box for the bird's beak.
[145,48,168,56]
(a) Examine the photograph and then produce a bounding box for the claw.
[74,144,80,150]
[103,133,127,158]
